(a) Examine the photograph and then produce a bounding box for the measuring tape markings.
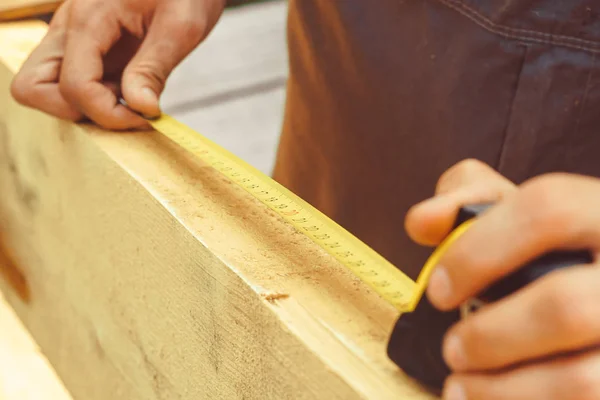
[148,114,416,311]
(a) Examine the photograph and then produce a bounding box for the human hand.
[405,158,517,247]
[10,0,226,130]
[407,160,600,399]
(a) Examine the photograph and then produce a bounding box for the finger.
[59,2,147,129]
[405,181,515,246]
[427,173,600,310]
[16,80,83,121]
[442,266,600,372]
[435,159,514,196]
[443,347,600,400]
[405,159,516,246]
[10,5,82,121]
[12,2,68,71]
[121,1,218,117]
[12,42,83,121]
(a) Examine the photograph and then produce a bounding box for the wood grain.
[0,20,436,400]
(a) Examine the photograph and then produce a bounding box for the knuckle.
[458,318,488,351]
[520,173,571,198]
[182,18,207,40]
[515,174,574,236]
[68,0,106,25]
[436,158,488,193]
[58,76,83,103]
[10,73,33,105]
[454,158,488,174]
[537,273,593,335]
[169,17,207,43]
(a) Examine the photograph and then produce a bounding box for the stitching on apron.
[495,45,528,175]
[574,52,595,134]
[567,52,596,168]
[437,0,600,53]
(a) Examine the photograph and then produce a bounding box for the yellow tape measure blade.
[406,219,475,312]
[147,114,416,310]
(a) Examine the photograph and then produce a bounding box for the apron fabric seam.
[435,0,600,54]
[496,44,529,175]
[566,52,596,169]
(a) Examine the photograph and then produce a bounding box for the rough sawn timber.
[0,20,436,400]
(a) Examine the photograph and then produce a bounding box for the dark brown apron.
[273,0,600,279]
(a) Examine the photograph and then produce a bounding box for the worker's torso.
[273,0,600,278]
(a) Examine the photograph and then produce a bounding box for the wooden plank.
[0,1,62,21]
[0,0,265,21]
[0,292,72,400]
[0,0,275,23]
[0,20,436,400]
[161,0,288,111]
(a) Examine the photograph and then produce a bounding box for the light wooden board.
[0,292,72,400]
[0,20,436,400]
[0,0,62,21]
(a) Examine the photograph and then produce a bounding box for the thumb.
[405,160,516,246]
[121,4,213,118]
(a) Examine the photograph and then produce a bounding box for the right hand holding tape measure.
[394,160,600,400]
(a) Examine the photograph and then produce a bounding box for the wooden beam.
[0,1,62,21]
[0,291,73,400]
[0,20,436,400]
[0,0,276,22]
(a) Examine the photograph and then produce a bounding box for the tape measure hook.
[118,97,160,121]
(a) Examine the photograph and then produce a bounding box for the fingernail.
[443,334,467,370]
[428,266,453,305]
[443,381,466,400]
